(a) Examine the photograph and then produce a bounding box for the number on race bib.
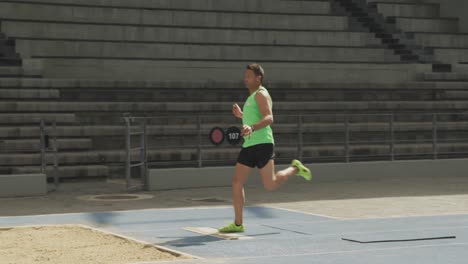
[226,127,242,145]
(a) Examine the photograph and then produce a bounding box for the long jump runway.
[1,206,467,264]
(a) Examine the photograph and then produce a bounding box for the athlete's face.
[244,69,261,89]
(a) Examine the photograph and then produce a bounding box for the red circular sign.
[209,127,225,145]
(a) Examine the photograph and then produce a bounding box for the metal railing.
[123,112,468,189]
[123,114,148,191]
[40,119,59,190]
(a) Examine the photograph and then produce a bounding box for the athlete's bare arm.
[232,103,243,119]
[242,90,273,137]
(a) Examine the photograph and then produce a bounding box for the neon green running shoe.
[292,159,312,181]
[218,223,245,233]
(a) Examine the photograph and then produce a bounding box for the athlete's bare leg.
[259,160,298,191]
[232,162,252,225]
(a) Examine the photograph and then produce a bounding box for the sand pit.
[0,225,189,264]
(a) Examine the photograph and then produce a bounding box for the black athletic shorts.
[237,143,275,169]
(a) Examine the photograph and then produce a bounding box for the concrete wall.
[0,174,47,198]
[148,158,468,190]
[435,0,468,33]
[368,0,468,32]
[23,59,429,83]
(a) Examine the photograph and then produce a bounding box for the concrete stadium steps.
[0,66,23,77]
[1,79,467,101]
[2,115,468,174]
[0,37,23,70]
[1,79,468,102]
[143,142,468,162]
[50,80,468,102]
[366,0,438,3]
[0,0,466,175]
[0,125,201,139]
[14,40,399,62]
[58,87,443,102]
[24,60,429,82]
[369,1,440,18]
[0,113,76,124]
[9,112,465,129]
[2,21,380,47]
[422,64,468,82]
[436,91,468,100]
[0,88,60,100]
[298,142,468,160]
[432,48,468,64]
[11,164,109,178]
[454,63,468,72]
[1,0,332,14]
[1,143,467,168]
[2,121,468,143]
[0,138,93,153]
[1,78,466,90]
[0,38,18,54]
[405,32,468,48]
[424,72,468,82]
[0,2,348,31]
[72,107,468,125]
[87,127,468,151]
[0,149,166,166]
[59,88,253,102]
[0,57,22,66]
[1,1,422,81]
[3,101,468,115]
[389,17,459,33]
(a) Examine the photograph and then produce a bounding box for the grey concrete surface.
[373,2,440,18]
[0,2,347,30]
[148,159,468,190]
[2,169,468,220]
[3,21,379,47]
[0,173,47,198]
[25,59,428,82]
[410,33,468,48]
[433,48,468,64]
[0,0,332,14]
[394,17,459,33]
[14,40,398,62]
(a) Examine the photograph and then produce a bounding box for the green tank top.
[242,86,275,148]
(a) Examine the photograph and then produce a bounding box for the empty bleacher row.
[0,0,429,82]
[2,79,468,178]
[366,0,468,67]
[0,0,467,179]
